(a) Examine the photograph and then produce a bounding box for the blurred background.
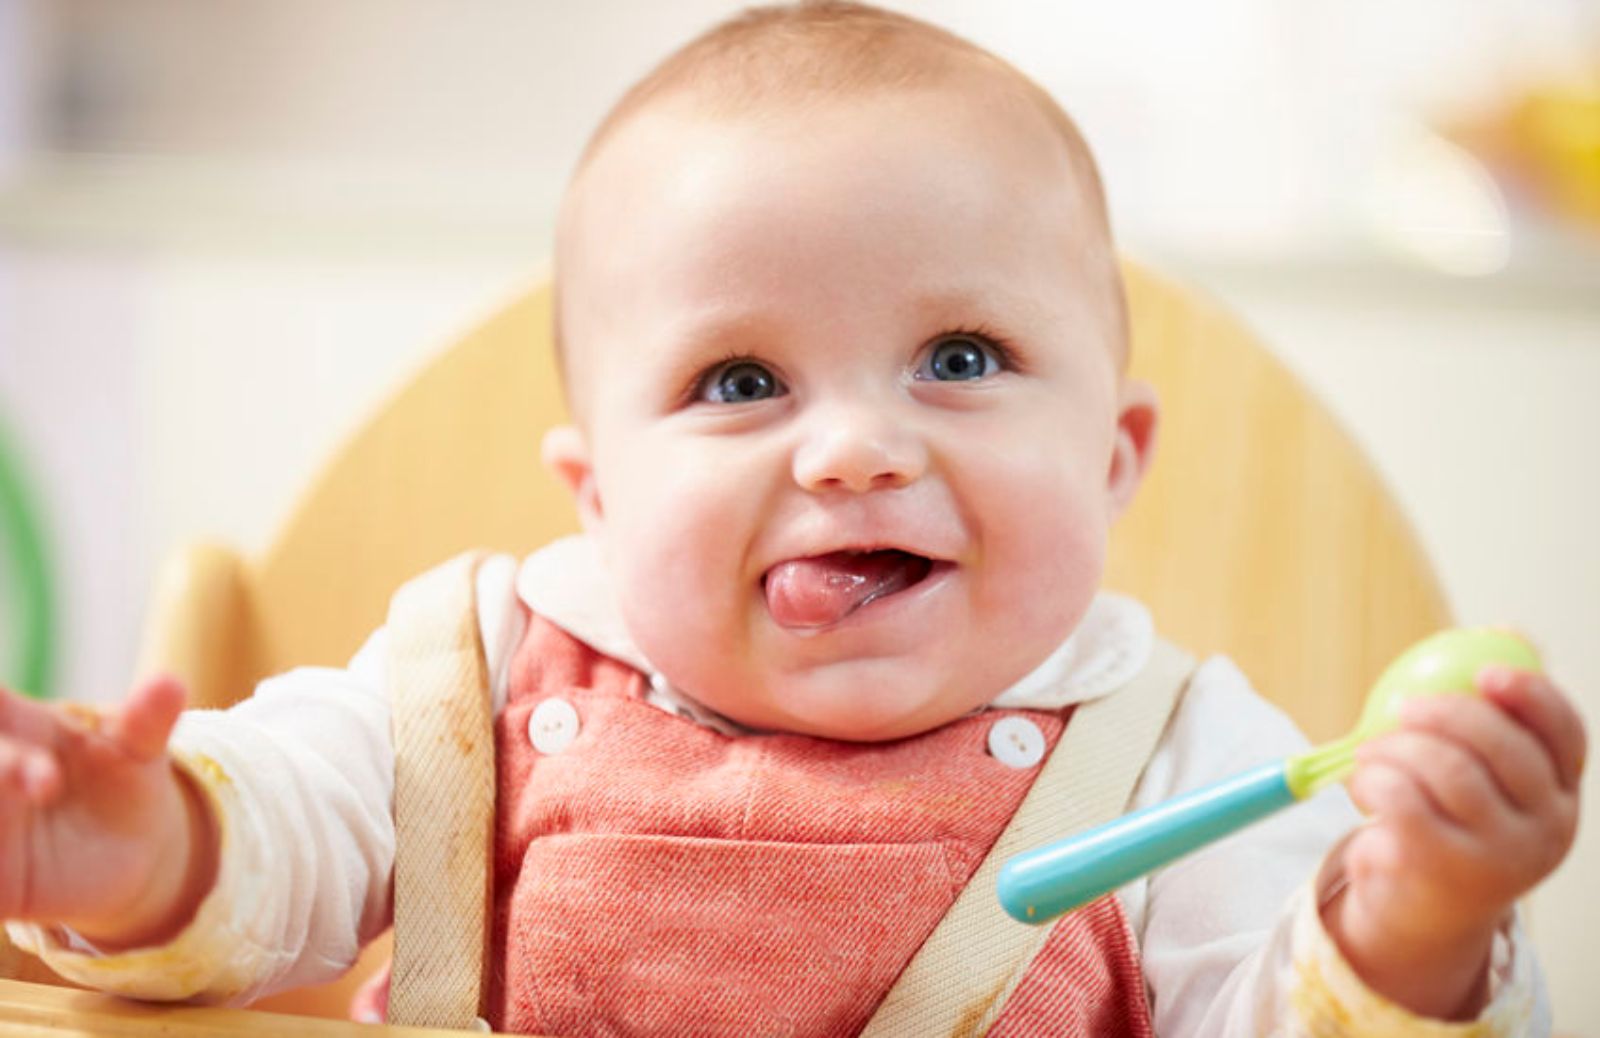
[1,0,1597,1027]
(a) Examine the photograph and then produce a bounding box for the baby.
[0,3,1585,1035]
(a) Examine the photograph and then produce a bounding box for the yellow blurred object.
[1449,69,1600,233]
[1513,80,1600,228]
[0,262,1452,1032]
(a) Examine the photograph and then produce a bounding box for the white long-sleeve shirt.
[10,537,1548,1035]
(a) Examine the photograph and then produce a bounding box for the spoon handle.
[996,762,1296,925]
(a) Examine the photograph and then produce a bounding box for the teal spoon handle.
[996,762,1297,924]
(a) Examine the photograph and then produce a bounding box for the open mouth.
[762,548,938,630]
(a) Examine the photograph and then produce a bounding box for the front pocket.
[498,834,962,1038]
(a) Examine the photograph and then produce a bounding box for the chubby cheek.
[594,437,767,676]
[965,443,1109,664]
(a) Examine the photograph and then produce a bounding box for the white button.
[528,698,580,755]
[470,1017,492,1032]
[987,716,1046,769]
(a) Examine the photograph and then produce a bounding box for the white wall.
[0,243,536,703]
[26,0,1600,254]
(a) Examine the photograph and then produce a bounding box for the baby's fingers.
[1479,667,1587,792]
[0,683,62,745]
[1397,695,1558,813]
[0,687,66,803]
[1349,755,1448,835]
[110,675,188,764]
[0,733,61,803]
[1358,729,1510,832]
[1344,756,1480,891]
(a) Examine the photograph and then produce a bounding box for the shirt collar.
[517,534,1153,726]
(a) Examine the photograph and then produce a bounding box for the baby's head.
[543,2,1158,741]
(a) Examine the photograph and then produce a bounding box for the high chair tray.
[0,977,536,1036]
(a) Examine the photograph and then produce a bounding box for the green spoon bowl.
[1286,627,1542,798]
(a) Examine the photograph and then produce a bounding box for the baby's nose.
[792,409,927,494]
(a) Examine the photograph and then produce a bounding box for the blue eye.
[701,360,783,403]
[918,335,1001,382]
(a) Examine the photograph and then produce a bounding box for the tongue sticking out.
[764,550,932,630]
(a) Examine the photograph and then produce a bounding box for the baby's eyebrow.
[646,309,790,396]
[652,280,1054,366]
[664,307,780,352]
[899,283,1050,330]
[647,312,787,385]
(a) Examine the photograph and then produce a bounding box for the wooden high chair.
[0,261,1452,1035]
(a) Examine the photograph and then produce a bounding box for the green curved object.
[1285,627,1541,798]
[0,414,56,699]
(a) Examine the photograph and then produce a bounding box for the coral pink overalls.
[486,612,1153,1037]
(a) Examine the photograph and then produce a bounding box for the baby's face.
[550,86,1150,741]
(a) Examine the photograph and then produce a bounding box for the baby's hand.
[1326,666,1586,1019]
[0,676,217,949]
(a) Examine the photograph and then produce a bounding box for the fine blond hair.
[554,1,1126,392]
[577,2,1108,204]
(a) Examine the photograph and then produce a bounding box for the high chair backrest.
[10,261,1451,1023]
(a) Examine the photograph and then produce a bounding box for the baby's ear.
[542,424,604,533]
[1106,378,1159,519]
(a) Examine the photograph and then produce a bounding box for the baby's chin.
[630,589,1086,742]
[724,703,962,743]
[690,666,1001,743]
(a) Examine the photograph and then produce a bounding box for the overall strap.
[386,551,496,1031]
[860,639,1196,1038]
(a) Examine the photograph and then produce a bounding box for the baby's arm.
[0,676,219,949]
[1130,658,1553,1036]
[4,553,524,1005]
[1326,666,1584,1018]
[3,649,397,1003]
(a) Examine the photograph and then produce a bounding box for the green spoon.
[997,627,1542,924]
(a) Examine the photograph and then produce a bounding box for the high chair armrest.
[135,542,261,711]
[0,977,529,1036]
